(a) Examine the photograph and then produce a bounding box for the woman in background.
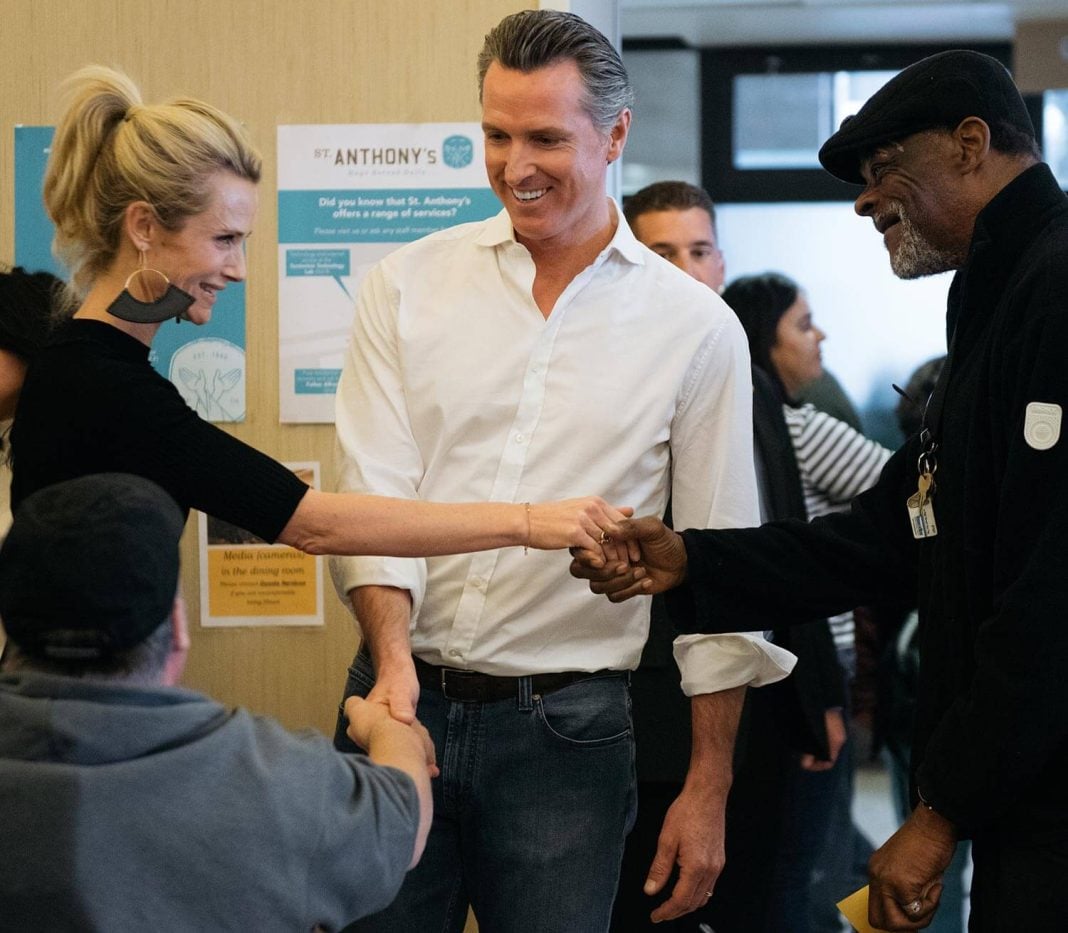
[0,267,58,423]
[0,266,61,533]
[724,272,891,932]
[726,272,890,664]
[11,66,627,559]
[0,266,61,653]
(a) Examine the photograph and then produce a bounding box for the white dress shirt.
[331,204,794,692]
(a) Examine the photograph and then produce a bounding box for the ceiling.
[620,0,1068,46]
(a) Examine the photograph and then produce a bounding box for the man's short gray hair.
[477,10,634,132]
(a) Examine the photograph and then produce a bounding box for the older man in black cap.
[573,50,1068,931]
[0,473,435,929]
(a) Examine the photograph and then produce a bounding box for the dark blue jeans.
[335,651,637,933]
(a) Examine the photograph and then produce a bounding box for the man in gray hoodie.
[0,473,433,932]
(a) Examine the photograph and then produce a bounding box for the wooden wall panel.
[0,0,533,734]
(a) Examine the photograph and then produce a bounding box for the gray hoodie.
[0,672,418,931]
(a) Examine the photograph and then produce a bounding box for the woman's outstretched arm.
[277,487,632,559]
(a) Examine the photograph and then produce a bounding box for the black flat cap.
[0,474,184,660]
[818,50,1034,185]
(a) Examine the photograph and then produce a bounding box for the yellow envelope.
[836,885,890,933]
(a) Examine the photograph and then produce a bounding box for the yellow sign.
[198,462,324,627]
[207,546,317,616]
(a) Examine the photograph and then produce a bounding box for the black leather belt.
[413,655,622,703]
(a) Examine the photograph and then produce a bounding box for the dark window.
[700,43,1018,202]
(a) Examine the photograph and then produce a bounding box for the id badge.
[907,492,938,539]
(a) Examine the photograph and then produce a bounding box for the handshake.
[569,515,690,602]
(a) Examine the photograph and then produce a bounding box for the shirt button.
[449,649,462,658]
[516,434,526,444]
[470,576,484,589]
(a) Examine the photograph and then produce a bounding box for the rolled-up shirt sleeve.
[673,631,797,695]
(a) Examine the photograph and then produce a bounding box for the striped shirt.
[784,403,892,663]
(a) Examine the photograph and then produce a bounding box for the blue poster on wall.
[276,123,501,422]
[13,125,248,423]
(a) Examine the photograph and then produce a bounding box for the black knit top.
[11,320,308,543]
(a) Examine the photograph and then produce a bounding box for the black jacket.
[670,164,1068,840]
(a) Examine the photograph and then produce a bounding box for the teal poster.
[277,123,500,422]
[13,125,248,423]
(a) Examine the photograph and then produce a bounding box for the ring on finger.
[598,530,610,545]
[904,899,922,915]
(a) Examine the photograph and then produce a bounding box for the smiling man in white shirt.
[330,10,793,932]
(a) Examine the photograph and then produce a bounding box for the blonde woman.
[10,67,627,558]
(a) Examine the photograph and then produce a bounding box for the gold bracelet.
[523,502,532,555]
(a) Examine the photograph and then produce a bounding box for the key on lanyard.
[907,469,938,539]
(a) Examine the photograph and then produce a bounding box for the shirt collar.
[475,198,647,267]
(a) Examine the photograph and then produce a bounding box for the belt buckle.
[440,666,475,703]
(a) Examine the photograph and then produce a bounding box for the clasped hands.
[570,515,689,600]
[344,692,439,779]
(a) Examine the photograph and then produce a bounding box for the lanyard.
[917,268,969,481]
[901,280,963,540]
[917,349,951,479]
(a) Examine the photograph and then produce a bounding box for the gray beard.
[884,202,963,280]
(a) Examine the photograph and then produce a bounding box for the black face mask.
[107,281,195,324]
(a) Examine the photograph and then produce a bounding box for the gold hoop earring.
[107,250,195,325]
